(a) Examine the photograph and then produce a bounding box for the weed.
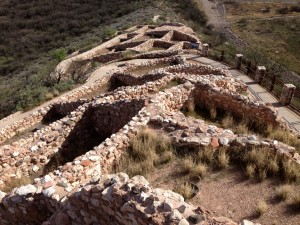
[2,176,32,192]
[258,169,267,182]
[174,182,193,200]
[197,147,214,165]
[191,164,207,179]
[256,200,267,216]
[292,195,300,210]
[282,160,300,183]
[180,157,194,174]
[216,149,230,169]
[245,164,256,179]
[276,185,292,201]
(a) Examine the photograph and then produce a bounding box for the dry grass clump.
[256,200,268,216]
[209,105,217,120]
[245,164,256,179]
[114,127,173,177]
[174,182,193,200]
[221,114,234,128]
[216,149,230,169]
[235,122,249,134]
[282,160,300,183]
[2,176,32,192]
[268,125,300,153]
[292,195,300,210]
[180,157,194,174]
[258,169,267,182]
[191,163,207,179]
[197,147,214,165]
[276,185,292,201]
[243,147,281,181]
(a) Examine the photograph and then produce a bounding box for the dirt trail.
[196,0,247,47]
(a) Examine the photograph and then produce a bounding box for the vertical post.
[255,66,266,84]
[202,43,209,57]
[280,84,296,105]
[246,61,252,75]
[270,74,276,92]
[220,50,224,61]
[235,54,243,70]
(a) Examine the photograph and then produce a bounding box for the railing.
[290,89,300,113]
[204,47,300,114]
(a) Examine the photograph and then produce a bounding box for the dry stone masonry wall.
[0,23,299,225]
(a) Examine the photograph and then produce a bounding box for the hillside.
[0,0,154,118]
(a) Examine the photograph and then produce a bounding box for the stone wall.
[192,83,282,127]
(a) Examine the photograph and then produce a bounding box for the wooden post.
[220,50,224,61]
[270,74,276,92]
[246,61,252,75]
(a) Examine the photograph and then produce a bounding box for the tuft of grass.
[246,164,256,179]
[256,200,268,216]
[235,122,249,134]
[174,182,193,200]
[216,149,230,169]
[282,160,300,183]
[2,176,32,192]
[209,106,217,120]
[197,147,214,165]
[191,164,207,179]
[221,114,234,128]
[114,128,173,177]
[258,169,267,182]
[180,157,194,174]
[276,185,292,201]
[292,195,300,210]
[267,156,279,176]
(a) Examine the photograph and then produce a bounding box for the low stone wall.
[108,41,144,51]
[172,30,199,43]
[92,52,123,63]
[192,83,282,127]
[165,63,229,76]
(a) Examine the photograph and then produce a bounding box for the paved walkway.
[185,55,300,134]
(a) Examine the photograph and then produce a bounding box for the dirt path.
[196,0,247,47]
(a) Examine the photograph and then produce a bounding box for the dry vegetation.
[182,102,300,153]
[224,1,300,74]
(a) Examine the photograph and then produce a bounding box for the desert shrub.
[256,200,267,216]
[216,149,230,169]
[245,164,256,179]
[180,157,194,174]
[276,185,292,201]
[114,128,173,176]
[290,6,300,12]
[282,160,300,183]
[221,114,234,128]
[191,164,207,179]
[258,169,267,182]
[174,182,193,200]
[51,49,66,62]
[276,7,289,14]
[292,195,300,210]
[197,147,214,165]
[53,79,75,93]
